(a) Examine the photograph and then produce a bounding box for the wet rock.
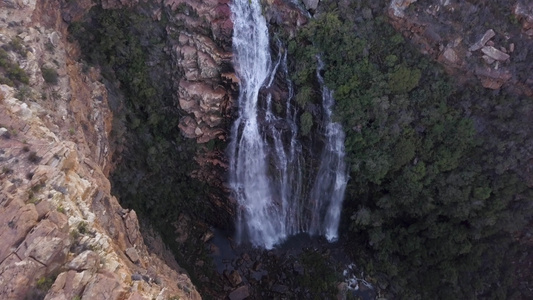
[469,29,495,52]
[481,46,510,61]
[228,285,250,300]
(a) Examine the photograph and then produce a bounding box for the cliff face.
[0,1,200,299]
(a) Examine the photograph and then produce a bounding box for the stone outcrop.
[0,1,200,299]
[387,0,533,94]
[166,0,236,144]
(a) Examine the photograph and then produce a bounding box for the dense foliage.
[288,1,532,298]
[68,6,214,227]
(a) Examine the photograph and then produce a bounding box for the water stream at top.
[228,0,348,249]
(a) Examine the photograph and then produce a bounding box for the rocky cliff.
[0,1,200,299]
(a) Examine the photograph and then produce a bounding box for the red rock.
[0,201,39,263]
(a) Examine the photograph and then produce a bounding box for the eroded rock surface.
[166,0,236,144]
[0,1,200,299]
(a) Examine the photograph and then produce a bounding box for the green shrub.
[36,276,54,291]
[295,86,313,108]
[0,49,29,86]
[41,66,58,84]
[77,221,88,234]
[388,65,421,94]
[299,112,313,136]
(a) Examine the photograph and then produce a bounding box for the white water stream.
[228,0,348,249]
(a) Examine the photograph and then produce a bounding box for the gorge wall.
[0,0,200,299]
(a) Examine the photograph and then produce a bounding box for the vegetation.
[69,6,215,223]
[297,250,339,299]
[0,48,29,87]
[41,66,59,85]
[36,275,55,292]
[287,0,533,298]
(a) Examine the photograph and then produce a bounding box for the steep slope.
[0,1,199,299]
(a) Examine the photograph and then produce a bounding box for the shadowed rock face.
[166,0,236,144]
[387,0,533,95]
[0,1,200,299]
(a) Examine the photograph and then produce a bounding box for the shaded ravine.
[228,0,348,249]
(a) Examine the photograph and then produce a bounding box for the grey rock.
[131,273,142,281]
[68,250,99,272]
[442,47,459,64]
[469,29,495,52]
[481,46,510,61]
[303,0,319,11]
[482,55,495,65]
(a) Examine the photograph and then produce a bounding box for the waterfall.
[308,58,349,241]
[228,0,348,249]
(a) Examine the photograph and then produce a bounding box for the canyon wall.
[0,0,201,299]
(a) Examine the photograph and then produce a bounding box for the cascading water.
[308,58,349,241]
[228,0,348,249]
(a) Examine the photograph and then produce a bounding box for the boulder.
[442,47,460,65]
[469,29,495,52]
[303,0,319,12]
[125,247,140,264]
[228,285,250,300]
[481,46,510,61]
